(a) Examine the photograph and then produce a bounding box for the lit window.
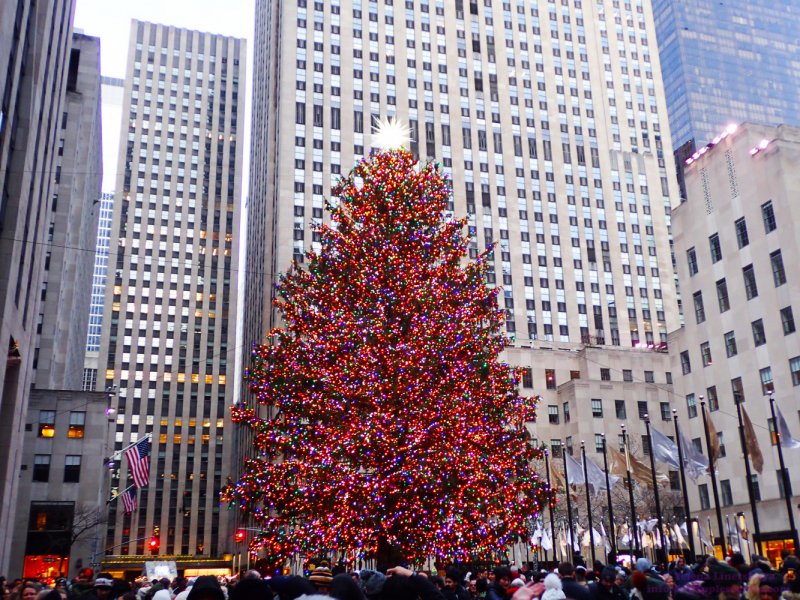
[38,411,56,438]
[218,375,226,385]
[106,369,115,379]
[177,373,186,382]
[159,434,167,443]
[191,374,200,383]
[196,292,203,301]
[174,435,182,444]
[68,412,86,438]
[164,373,172,382]
[205,375,213,384]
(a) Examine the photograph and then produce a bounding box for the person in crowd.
[486,568,512,600]
[556,563,591,600]
[539,574,565,600]
[309,566,334,596]
[328,573,365,600]
[589,567,628,600]
[185,577,226,600]
[574,567,589,588]
[443,569,470,600]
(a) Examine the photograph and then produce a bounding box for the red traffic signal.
[235,530,246,543]
[149,537,159,551]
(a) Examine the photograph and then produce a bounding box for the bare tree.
[42,503,109,574]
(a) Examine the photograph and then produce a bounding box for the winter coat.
[589,582,629,600]
[485,582,510,600]
[561,577,593,600]
[443,585,471,600]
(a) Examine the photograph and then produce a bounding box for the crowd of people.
[2,551,799,600]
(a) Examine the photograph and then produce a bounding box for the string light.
[222,149,554,564]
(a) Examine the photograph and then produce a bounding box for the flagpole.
[601,434,616,559]
[580,441,597,563]
[672,409,695,561]
[107,484,136,504]
[545,450,557,566]
[769,393,799,553]
[700,399,726,556]
[643,415,665,563]
[620,424,640,558]
[735,397,763,556]
[562,440,576,562]
[116,433,153,456]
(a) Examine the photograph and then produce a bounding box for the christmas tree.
[223,136,553,564]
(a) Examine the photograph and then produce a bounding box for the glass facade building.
[653,0,800,153]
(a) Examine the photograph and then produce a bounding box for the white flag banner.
[532,525,543,546]
[565,452,586,485]
[541,527,553,551]
[678,424,709,482]
[650,425,681,469]
[600,523,611,553]
[775,404,800,449]
[584,453,621,495]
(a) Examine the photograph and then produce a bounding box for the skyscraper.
[34,31,103,392]
[243,0,683,553]
[98,20,245,573]
[652,0,800,182]
[0,0,81,573]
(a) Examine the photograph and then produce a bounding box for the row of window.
[31,455,82,483]
[549,398,669,424]
[698,470,790,510]
[35,411,85,438]
[520,367,671,388]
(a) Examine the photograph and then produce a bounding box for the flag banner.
[607,443,659,487]
[650,425,681,469]
[565,452,586,485]
[742,406,764,474]
[600,523,611,553]
[550,462,567,490]
[698,524,714,551]
[541,527,553,551]
[706,407,722,467]
[678,424,709,482]
[125,437,151,488]
[121,488,137,512]
[532,525,543,546]
[775,404,800,449]
[584,453,621,495]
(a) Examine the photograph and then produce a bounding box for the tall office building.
[34,31,103,392]
[0,0,79,573]
[652,0,800,194]
[669,123,800,563]
[243,0,685,556]
[98,20,245,575]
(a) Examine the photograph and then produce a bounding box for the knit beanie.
[631,572,648,591]
[357,570,387,598]
[635,558,652,574]
[309,566,334,587]
[541,573,566,600]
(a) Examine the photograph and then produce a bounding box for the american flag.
[121,489,137,513]
[125,437,151,488]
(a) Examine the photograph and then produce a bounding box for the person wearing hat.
[186,576,225,600]
[309,566,334,595]
[357,570,387,599]
[589,568,628,600]
[444,569,470,600]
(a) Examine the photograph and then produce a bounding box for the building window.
[68,412,86,438]
[752,319,767,347]
[82,368,97,391]
[623,369,633,382]
[718,432,726,457]
[693,292,705,324]
[735,217,749,248]
[33,455,51,482]
[721,480,733,506]
[38,411,55,438]
[709,233,722,263]
[707,386,719,411]
[638,401,648,420]
[762,200,776,233]
[687,393,697,418]
[550,439,562,458]
[701,342,712,366]
[570,370,580,380]
[600,368,611,381]
[732,377,745,403]
[521,367,533,388]
[591,399,603,418]
[64,456,81,483]
[687,247,698,275]
[545,369,556,389]
[669,471,681,491]
[680,350,691,374]
[595,434,604,453]
[750,474,761,501]
[791,356,800,386]
[615,400,627,419]
[563,402,571,423]
[660,402,671,421]
[771,250,787,287]
[642,434,652,455]
[759,367,774,395]
[782,307,796,335]
[716,279,730,312]
[565,436,574,456]
[645,371,654,383]
[725,331,738,357]
[699,484,710,509]
[743,265,758,300]
[548,405,559,424]
[692,437,703,453]
[778,469,793,498]
[666,372,673,384]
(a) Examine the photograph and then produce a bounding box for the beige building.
[34,32,103,392]
[9,389,111,579]
[0,0,81,574]
[97,20,245,574]
[242,0,686,562]
[669,123,800,563]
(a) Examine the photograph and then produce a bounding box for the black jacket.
[589,582,629,600]
[486,582,509,600]
[444,585,471,600]
[561,577,593,600]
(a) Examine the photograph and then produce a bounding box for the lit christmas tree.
[223,125,553,564]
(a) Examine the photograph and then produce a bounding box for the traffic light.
[149,537,159,553]
[235,530,246,543]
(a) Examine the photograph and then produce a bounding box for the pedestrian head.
[634,558,652,574]
[445,568,463,590]
[493,568,512,589]
[309,566,333,595]
[557,563,574,578]
[600,567,616,590]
